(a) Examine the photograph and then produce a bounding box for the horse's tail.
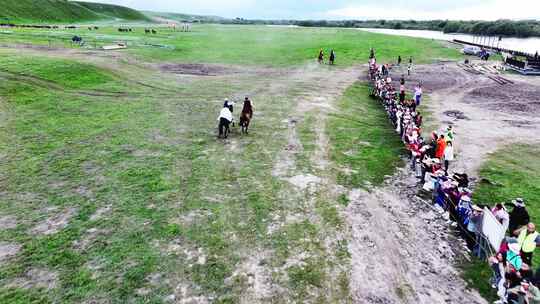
[240,111,251,125]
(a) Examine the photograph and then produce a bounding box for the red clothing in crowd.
[435,138,447,159]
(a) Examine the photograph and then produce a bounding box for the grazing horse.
[151,29,157,34]
[239,97,253,134]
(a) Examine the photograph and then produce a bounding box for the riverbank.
[359,28,540,55]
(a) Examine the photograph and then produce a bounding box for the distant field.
[0,24,461,66]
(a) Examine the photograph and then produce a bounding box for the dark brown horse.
[239,98,253,134]
[317,49,324,64]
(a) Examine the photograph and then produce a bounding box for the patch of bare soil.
[0,242,22,263]
[346,168,486,303]
[85,258,107,280]
[31,207,77,236]
[444,110,469,120]
[6,268,59,290]
[73,228,111,252]
[286,174,321,190]
[224,252,275,303]
[136,273,170,296]
[90,205,112,221]
[465,83,540,116]
[165,282,209,303]
[503,120,535,128]
[393,63,465,92]
[0,215,17,230]
[272,117,302,178]
[160,63,235,76]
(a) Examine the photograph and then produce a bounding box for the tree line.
[201,18,540,38]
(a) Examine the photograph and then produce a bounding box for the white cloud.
[77,0,540,20]
[326,0,540,20]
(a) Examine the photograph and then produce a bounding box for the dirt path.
[263,63,361,302]
[270,62,492,303]
[346,169,487,303]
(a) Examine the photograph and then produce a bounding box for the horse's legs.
[218,121,224,138]
[224,123,230,138]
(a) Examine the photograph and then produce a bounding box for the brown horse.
[317,49,324,64]
[239,98,253,134]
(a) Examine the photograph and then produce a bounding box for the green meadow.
[0,24,460,66]
[0,23,466,303]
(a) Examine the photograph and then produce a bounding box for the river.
[360,28,540,55]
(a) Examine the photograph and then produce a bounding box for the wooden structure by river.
[453,39,540,75]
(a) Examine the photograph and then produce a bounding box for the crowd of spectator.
[368,50,540,304]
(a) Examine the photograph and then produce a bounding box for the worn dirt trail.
[343,64,488,303]
[270,62,493,303]
[265,63,362,302]
[347,169,486,303]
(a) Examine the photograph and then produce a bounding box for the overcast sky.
[79,0,540,20]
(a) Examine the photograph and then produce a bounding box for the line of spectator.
[368,51,540,304]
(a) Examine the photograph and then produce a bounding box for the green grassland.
[462,144,540,300]
[328,84,405,187]
[0,24,465,303]
[0,24,460,66]
[127,25,461,65]
[0,0,148,23]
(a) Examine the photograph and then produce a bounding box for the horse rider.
[217,104,233,139]
[224,99,235,126]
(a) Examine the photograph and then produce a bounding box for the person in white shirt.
[217,106,233,138]
[492,203,510,232]
[443,141,454,173]
[414,84,423,106]
[223,99,235,126]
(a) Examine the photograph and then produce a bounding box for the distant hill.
[0,0,149,23]
[74,2,149,21]
[143,11,228,24]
